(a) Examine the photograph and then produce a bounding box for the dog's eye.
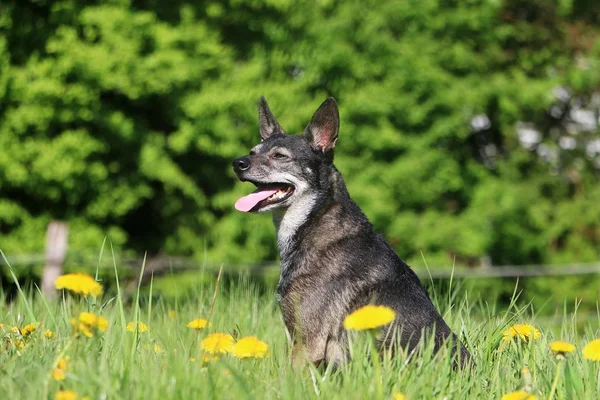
[272,152,288,160]
[249,150,256,156]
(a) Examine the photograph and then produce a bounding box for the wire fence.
[2,251,600,280]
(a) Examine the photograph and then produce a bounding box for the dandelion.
[343,305,396,331]
[189,357,196,363]
[153,343,163,354]
[549,341,575,357]
[20,323,37,337]
[45,329,54,339]
[53,368,65,381]
[97,318,108,332]
[343,305,394,399]
[53,357,68,380]
[126,322,149,333]
[72,319,93,338]
[187,319,210,330]
[79,312,108,332]
[201,333,234,354]
[501,324,541,344]
[71,312,109,338]
[548,341,576,399]
[393,393,406,400]
[583,338,600,361]
[55,273,103,297]
[232,336,269,359]
[500,391,537,400]
[54,390,78,400]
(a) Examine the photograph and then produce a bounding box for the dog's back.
[233,97,471,366]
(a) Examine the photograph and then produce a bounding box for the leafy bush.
[0,0,599,271]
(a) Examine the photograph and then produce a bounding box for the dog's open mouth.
[235,183,294,212]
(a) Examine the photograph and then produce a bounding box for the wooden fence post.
[41,221,68,298]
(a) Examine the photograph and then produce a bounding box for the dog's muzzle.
[233,157,250,174]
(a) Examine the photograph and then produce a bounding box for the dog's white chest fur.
[272,193,317,259]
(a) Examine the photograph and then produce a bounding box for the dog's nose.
[232,157,250,173]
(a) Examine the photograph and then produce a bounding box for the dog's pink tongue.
[235,189,278,212]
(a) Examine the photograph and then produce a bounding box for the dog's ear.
[258,97,285,141]
[304,97,339,152]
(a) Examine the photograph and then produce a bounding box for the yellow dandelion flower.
[201,333,234,354]
[583,338,600,361]
[153,343,163,354]
[500,390,537,400]
[393,394,406,400]
[14,339,25,349]
[187,319,210,330]
[53,358,69,380]
[71,312,109,337]
[78,323,93,338]
[55,273,103,297]
[10,326,19,334]
[501,324,541,343]
[52,368,65,380]
[80,312,108,332]
[96,316,108,332]
[343,305,396,331]
[54,390,78,400]
[189,357,196,363]
[232,336,269,359]
[57,357,68,370]
[20,323,37,337]
[126,322,149,333]
[45,329,54,339]
[78,312,98,326]
[168,310,177,320]
[549,341,575,356]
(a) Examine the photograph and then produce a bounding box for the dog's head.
[232,97,339,213]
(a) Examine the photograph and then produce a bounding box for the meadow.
[1,257,599,400]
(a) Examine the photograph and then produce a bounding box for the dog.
[232,97,471,367]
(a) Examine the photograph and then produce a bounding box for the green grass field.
[1,262,599,400]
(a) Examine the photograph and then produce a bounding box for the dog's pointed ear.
[258,97,285,141]
[304,97,339,152]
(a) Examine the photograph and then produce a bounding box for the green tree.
[0,0,599,273]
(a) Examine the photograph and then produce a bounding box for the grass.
[0,265,599,400]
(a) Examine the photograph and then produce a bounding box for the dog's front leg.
[292,333,348,368]
[324,336,347,367]
[301,322,349,367]
[291,338,326,368]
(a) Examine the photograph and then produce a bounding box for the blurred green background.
[0,0,599,310]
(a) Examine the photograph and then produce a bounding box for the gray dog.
[233,97,470,367]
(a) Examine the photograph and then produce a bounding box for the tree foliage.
[1,0,599,271]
